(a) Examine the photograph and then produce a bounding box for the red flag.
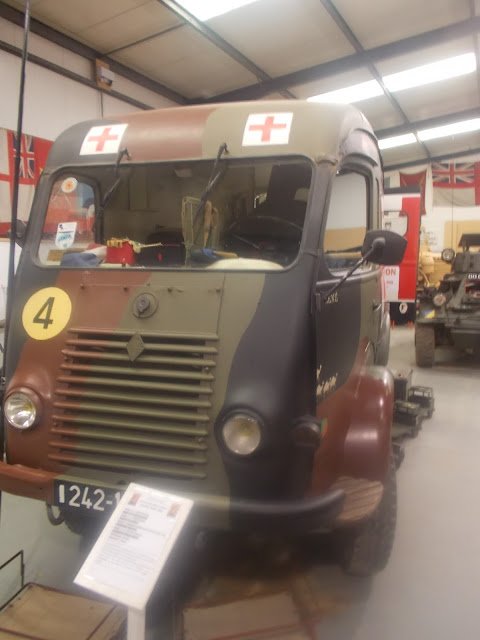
[0,128,53,236]
[399,169,426,215]
[432,161,480,207]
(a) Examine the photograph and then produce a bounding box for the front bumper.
[0,461,345,534]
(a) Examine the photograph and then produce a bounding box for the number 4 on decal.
[33,296,55,329]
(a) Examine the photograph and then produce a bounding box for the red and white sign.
[80,124,128,156]
[242,113,293,146]
[383,265,400,301]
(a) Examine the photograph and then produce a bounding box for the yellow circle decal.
[22,287,72,340]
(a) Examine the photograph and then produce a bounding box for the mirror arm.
[321,238,384,303]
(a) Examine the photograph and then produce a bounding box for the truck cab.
[1,101,405,575]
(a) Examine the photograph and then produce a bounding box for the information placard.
[74,483,193,611]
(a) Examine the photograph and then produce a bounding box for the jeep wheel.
[415,324,435,367]
[337,458,397,577]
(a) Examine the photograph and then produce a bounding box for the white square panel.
[79,1,183,53]
[207,0,355,77]
[334,0,471,50]
[112,25,258,99]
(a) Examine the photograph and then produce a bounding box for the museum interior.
[0,1,480,638]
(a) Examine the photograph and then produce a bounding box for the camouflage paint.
[1,100,391,530]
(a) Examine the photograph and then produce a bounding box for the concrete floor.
[1,326,480,638]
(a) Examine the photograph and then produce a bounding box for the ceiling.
[1,0,480,171]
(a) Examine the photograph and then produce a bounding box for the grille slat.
[48,452,207,479]
[56,375,213,395]
[53,400,209,423]
[52,413,208,436]
[55,387,212,409]
[50,439,206,465]
[52,426,207,451]
[66,338,218,354]
[61,348,217,368]
[50,329,216,478]
[60,363,214,381]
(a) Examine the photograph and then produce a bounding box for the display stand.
[75,483,193,640]
[127,607,146,640]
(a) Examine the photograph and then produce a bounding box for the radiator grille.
[49,328,218,479]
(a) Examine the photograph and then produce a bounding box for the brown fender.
[341,366,394,482]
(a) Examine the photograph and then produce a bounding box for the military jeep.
[416,233,480,367]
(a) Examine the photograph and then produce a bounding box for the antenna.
[2,0,31,380]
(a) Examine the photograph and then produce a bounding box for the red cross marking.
[87,127,119,152]
[248,116,287,142]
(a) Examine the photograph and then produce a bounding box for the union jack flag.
[431,161,480,206]
[432,162,478,188]
[12,133,36,182]
[0,127,52,235]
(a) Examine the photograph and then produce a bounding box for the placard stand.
[74,483,193,640]
[127,607,146,640]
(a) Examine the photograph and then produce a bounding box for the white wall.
[0,14,178,325]
[0,16,177,137]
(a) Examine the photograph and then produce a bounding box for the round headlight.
[222,414,261,455]
[4,391,38,429]
[441,248,455,264]
[433,293,446,307]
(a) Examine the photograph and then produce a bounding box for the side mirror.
[441,248,455,264]
[361,229,407,266]
[7,220,27,248]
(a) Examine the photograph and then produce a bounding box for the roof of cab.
[45,100,379,170]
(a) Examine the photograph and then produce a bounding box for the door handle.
[372,300,382,311]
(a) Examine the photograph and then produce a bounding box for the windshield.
[38,158,312,271]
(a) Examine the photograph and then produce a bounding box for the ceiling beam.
[383,146,480,171]
[157,0,295,99]
[201,16,480,102]
[0,1,188,105]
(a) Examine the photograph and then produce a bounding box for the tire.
[62,509,105,539]
[338,457,397,577]
[415,324,435,368]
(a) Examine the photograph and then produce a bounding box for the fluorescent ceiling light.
[418,118,480,141]
[175,0,260,20]
[378,118,480,150]
[378,133,417,150]
[308,52,476,104]
[384,53,476,93]
[307,80,383,104]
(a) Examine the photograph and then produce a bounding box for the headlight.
[222,413,262,455]
[433,293,446,307]
[4,390,40,430]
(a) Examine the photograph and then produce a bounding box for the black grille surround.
[49,328,218,479]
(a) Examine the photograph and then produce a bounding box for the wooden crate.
[0,583,125,640]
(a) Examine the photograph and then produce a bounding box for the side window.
[38,177,95,264]
[324,171,368,273]
[383,210,408,237]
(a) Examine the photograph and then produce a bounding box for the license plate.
[54,480,123,513]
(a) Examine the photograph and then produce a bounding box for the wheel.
[415,324,435,367]
[337,457,397,577]
[61,509,105,539]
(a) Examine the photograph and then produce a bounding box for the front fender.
[342,366,394,482]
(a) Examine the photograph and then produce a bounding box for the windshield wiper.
[95,147,131,240]
[193,142,228,226]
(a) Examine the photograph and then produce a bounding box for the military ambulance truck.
[1,101,405,576]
